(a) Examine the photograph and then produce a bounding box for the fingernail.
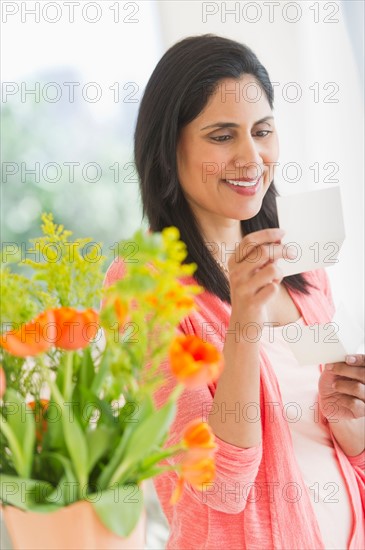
[326,363,334,370]
[346,355,356,364]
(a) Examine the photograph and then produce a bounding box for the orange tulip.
[53,307,99,350]
[182,420,216,450]
[170,449,216,504]
[27,399,49,444]
[169,335,223,388]
[0,310,57,357]
[0,366,6,399]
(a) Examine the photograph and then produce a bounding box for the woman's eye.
[255,130,272,137]
[211,130,273,142]
[211,135,232,142]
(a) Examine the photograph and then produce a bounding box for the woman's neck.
[199,216,244,266]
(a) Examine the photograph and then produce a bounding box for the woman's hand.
[318,354,365,421]
[227,227,291,328]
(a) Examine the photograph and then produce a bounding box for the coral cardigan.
[104,262,365,550]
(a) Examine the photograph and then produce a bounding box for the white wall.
[156,0,364,331]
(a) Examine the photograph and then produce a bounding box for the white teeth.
[225,179,258,187]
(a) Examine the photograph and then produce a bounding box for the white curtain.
[157,0,364,331]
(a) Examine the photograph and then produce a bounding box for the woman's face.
[176,75,279,226]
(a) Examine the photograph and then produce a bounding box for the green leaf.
[92,483,143,537]
[40,452,78,505]
[123,399,176,465]
[47,376,88,494]
[0,475,54,511]
[78,387,117,428]
[96,395,156,489]
[62,414,89,493]
[1,390,36,478]
[41,399,66,453]
[86,426,117,473]
[109,399,176,486]
[47,475,80,507]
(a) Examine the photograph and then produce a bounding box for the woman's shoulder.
[303,268,333,303]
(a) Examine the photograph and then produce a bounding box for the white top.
[260,316,353,550]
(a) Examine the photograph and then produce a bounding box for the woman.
[105,34,365,549]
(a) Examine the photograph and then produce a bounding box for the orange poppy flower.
[27,399,49,444]
[0,366,6,399]
[0,310,57,357]
[53,307,99,350]
[169,335,223,388]
[170,449,216,504]
[182,420,216,450]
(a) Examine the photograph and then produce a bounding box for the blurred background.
[1,1,364,548]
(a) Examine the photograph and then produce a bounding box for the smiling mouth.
[223,176,262,188]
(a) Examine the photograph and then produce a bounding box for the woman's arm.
[208,318,262,448]
[208,228,287,449]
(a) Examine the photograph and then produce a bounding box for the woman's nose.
[231,137,263,179]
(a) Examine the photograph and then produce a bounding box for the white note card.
[285,302,364,366]
[276,187,345,276]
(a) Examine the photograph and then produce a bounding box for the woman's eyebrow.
[200,116,274,131]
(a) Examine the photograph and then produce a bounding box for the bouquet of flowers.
[0,213,223,538]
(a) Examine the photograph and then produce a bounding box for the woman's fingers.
[331,377,365,401]
[234,228,285,263]
[331,394,365,419]
[227,228,287,325]
[251,261,284,293]
[325,363,365,384]
[229,239,290,279]
[345,354,365,366]
[228,256,283,296]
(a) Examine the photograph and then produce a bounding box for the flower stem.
[97,424,133,489]
[63,351,74,400]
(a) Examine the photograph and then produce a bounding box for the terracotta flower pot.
[2,500,146,550]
